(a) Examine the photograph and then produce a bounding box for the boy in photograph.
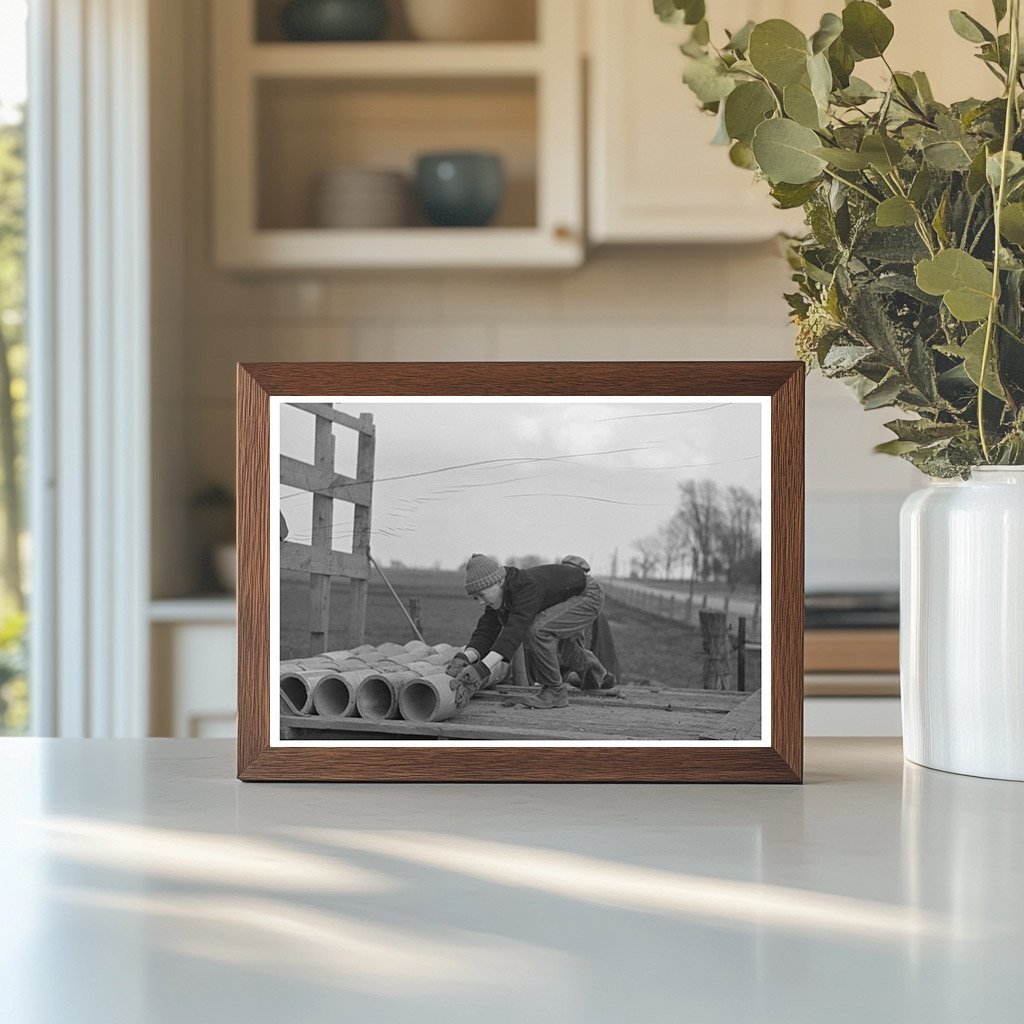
[447,553,612,709]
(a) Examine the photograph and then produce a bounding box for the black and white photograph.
[271,396,770,745]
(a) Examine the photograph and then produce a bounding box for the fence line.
[601,579,761,641]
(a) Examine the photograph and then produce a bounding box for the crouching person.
[446,553,608,709]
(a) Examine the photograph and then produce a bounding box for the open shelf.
[249,41,544,77]
[256,76,537,232]
[212,0,581,268]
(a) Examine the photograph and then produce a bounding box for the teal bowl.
[281,0,388,41]
[415,153,505,228]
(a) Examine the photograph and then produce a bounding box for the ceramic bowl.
[281,0,388,42]
[414,152,504,227]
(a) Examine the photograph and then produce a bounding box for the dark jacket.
[468,563,587,661]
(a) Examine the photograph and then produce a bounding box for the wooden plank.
[348,415,374,646]
[280,456,371,506]
[700,691,762,741]
[280,541,369,579]
[805,629,899,673]
[281,714,590,742]
[289,402,376,436]
[309,414,334,651]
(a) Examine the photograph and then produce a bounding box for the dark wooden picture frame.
[237,362,804,782]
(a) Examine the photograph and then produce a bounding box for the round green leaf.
[842,1,894,59]
[860,133,904,173]
[827,35,856,88]
[915,249,993,321]
[949,10,994,44]
[940,326,1006,398]
[682,57,736,104]
[724,20,755,53]
[783,81,823,129]
[875,197,918,228]
[813,146,872,170]
[807,52,833,108]
[729,140,757,170]
[923,140,973,171]
[723,81,775,144]
[654,0,705,26]
[748,20,809,86]
[999,203,1024,245]
[751,118,827,184]
[810,12,843,55]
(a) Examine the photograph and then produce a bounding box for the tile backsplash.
[159,0,917,597]
[180,246,918,593]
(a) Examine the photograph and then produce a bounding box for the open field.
[281,567,713,689]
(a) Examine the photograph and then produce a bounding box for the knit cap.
[464,553,506,595]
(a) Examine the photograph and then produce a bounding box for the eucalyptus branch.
[962,191,980,249]
[969,212,994,253]
[822,167,881,205]
[884,170,939,254]
[979,0,1021,462]
[749,68,784,117]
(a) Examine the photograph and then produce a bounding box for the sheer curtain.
[28,0,150,736]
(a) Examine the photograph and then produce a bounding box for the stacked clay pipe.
[279,639,468,724]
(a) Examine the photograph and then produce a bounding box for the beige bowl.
[403,0,535,41]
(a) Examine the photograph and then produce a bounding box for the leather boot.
[527,683,569,709]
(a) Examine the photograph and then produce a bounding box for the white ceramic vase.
[900,467,1024,781]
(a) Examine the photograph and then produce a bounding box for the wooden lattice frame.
[279,403,375,652]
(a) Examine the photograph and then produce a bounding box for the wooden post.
[408,596,423,637]
[699,609,730,690]
[279,404,376,657]
[309,413,335,653]
[737,616,746,692]
[348,414,374,646]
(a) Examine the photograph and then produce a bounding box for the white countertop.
[0,738,1020,1023]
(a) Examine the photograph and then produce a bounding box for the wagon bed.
[281,682,762,742]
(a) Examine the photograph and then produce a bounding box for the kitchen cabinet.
[587,0,811,243]
[211,0,583,269]
[150,600,237,737]
[586,0,999,244]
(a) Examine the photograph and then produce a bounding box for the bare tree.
[714,486,761,586]
[677,480,721,581]
[631,534,660,580]
[656,514,689,579]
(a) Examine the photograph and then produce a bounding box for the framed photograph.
[237,362,803,782]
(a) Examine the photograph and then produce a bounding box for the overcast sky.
[278,398,763,575]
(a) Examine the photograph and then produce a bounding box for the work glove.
[445,651,471,678]
[450,662,491,708]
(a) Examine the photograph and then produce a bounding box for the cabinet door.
[588,0,1000,244]
[587,0,809,242]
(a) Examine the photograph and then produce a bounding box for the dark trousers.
[524,579,605,688]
